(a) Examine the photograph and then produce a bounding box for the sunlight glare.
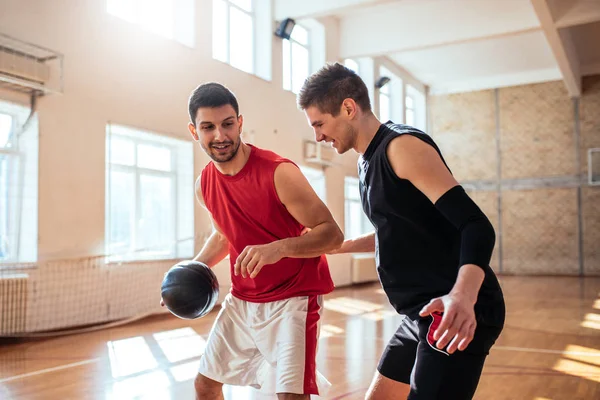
[110,370,171,399]
[319,324,345,339]
[107,336,158,378]
[324,297,385,316]
[153,327,206,363]
[581,313,600,330]
[553,358,600,383]
[170,360,201,383]
[361,309,398,321]
[562,344,600,366]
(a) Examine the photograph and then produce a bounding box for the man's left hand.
[234,242,284,279]
[419,292,477,354]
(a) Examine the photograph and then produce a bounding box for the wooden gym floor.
[0,275,599,400]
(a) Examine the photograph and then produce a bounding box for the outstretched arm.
[329,231,375,254]
[234,162,344,278]
[385,134,494,354]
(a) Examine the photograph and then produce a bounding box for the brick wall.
[429,76,600,275]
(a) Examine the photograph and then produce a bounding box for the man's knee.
[366,371,410,400]
[194,373,223,399]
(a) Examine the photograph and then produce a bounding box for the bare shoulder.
[386,134,437,161]
[386,134,443,179]
[386,134,458,203]
[273,162,306,200]
[273,161,300,181]
[273,161,335,228]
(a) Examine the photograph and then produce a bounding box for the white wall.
[0,0,364,331]
[1,0,361,258]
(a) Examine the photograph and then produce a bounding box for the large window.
[105,124,194,262]
[106,0,195,47]
[283,24,310,94]
[344,177,372,239]
[0,102,38,264]
[213,0,255,74]
[300,166,326,204]
[375,64,428,131]
[0,113,16,263]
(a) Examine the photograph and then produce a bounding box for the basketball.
[160,260,220,320]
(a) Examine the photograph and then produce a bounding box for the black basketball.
[160,260,219,320]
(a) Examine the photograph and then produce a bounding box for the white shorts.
[198,293,331,396]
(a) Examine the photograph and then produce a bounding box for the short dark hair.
[188,82,240,124]
[297,62,371,116]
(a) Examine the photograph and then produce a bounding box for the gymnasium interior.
[0,0,599,399]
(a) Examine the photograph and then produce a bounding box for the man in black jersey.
[297,63,505,400]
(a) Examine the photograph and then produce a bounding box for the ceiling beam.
[531,0,581,97]
[377,56,427,93]
[549,0,600,28]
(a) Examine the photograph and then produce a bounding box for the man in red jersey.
[183,82,343,400]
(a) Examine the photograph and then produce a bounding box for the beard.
[203,136,242,163]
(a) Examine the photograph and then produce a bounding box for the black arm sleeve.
[434,185,495,270]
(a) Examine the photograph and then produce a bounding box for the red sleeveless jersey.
[200,145,334,302]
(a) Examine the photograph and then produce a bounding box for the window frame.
[299,165,326,204]
[105,126,192,263]
[283,23,311,94]
[378,82,391,123]
[106,0,185,44]
[344,176,372,239]
[405,93,415,127]
[0,113,19,263]
[213,0,256,74]
[0,102,38,266]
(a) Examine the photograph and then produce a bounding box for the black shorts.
[377,311,502,400]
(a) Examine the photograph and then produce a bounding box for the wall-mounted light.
[375,76,391,89]
[274,18,296,40]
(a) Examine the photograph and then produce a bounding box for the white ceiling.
[390,29,562,94]
[275,0,600,96]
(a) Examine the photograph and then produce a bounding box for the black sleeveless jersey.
[358,122,505,327]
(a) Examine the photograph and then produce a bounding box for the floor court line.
[0,358,100,383]
[322,333,600,356]
[493,345,600,356]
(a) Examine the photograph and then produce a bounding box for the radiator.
[0,273,28,335]
[351,254,378,283]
